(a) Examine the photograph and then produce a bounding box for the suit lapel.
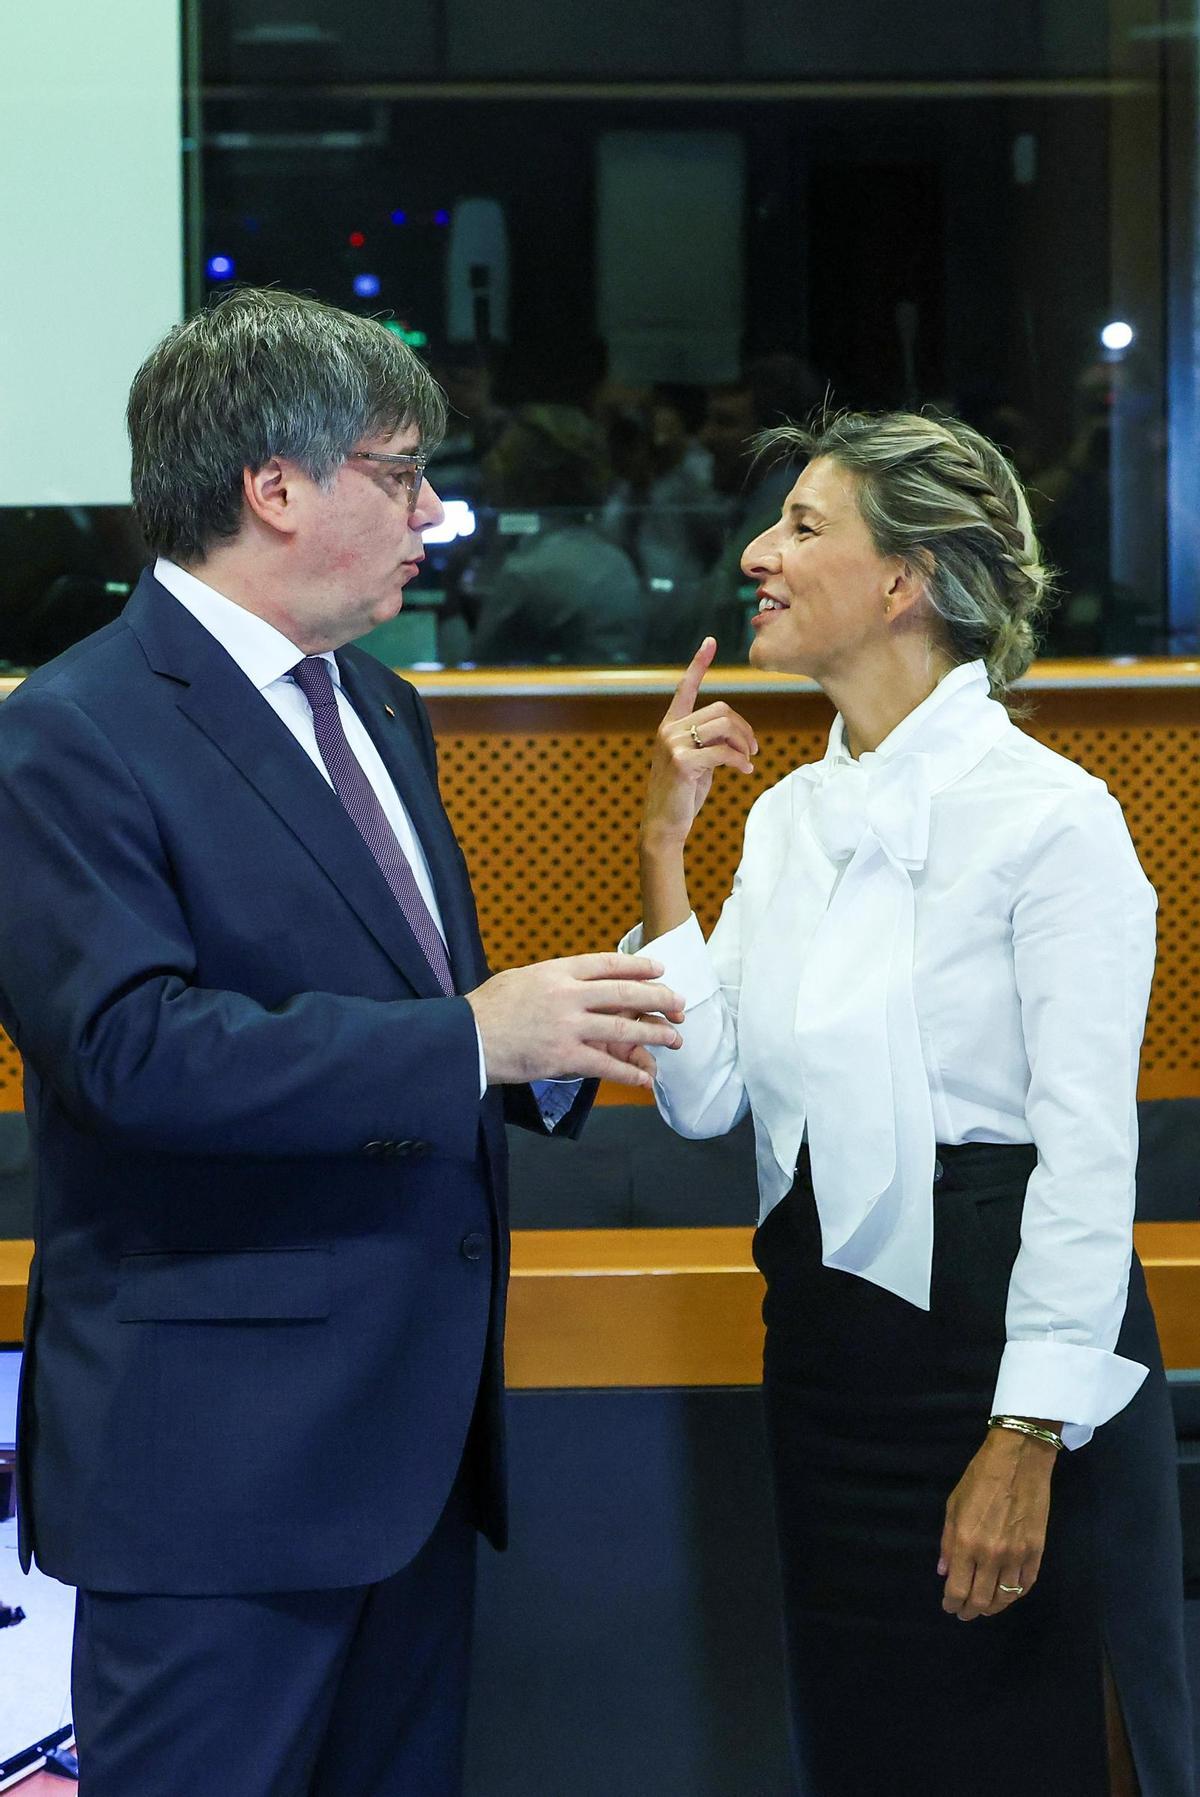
[336,651,482,993]
[124,574,448,999]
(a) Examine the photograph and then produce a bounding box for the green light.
[383,321,429,349]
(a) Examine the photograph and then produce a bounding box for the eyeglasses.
[348,450,427,512]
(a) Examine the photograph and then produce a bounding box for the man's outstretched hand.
[467,953,685,1089]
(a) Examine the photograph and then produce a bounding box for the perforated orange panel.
[1025,690,1199,1096]
[423,686,1199,1102]
[0,682,1195,1110]
[425,693,832,965]
[0,1031,20,1112]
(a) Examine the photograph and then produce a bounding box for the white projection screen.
[0,1,184,505]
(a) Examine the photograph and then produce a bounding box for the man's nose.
[413,478,445,532]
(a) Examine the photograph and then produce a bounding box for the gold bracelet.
[987,1414,1065,1452]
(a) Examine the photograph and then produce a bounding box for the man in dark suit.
[0,288,681,1795]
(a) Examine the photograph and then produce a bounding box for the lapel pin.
[384,704,395,719]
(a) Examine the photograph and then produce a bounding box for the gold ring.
[998,1583,1024,1597]
[690,723,703,749]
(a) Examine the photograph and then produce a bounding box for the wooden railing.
[5,1225,1200,1376]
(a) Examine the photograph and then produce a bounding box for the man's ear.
[242,458,302,538]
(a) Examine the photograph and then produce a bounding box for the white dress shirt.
[155,558,449,928]
[153,558,493,1098]
[622,661,1156,1447]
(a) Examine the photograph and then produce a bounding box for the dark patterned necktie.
[289,657,455,996]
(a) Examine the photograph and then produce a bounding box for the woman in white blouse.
[629,411,1191,1795]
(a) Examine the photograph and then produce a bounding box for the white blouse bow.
[794,749,938,1305]
[774,687,1009,1307]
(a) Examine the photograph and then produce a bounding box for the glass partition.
[2,0,1199,670]
[0,484,1184,678]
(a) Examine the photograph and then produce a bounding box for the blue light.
[433,209,450,227]
[353,273,381,298]
[207,254,235,281]
[390,209,407,226]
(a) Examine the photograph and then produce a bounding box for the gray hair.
[755,409,1054,693]
[127,287,447,563]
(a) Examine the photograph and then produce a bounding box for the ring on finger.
[689,722,703,750]
[997,1582,1025,1597]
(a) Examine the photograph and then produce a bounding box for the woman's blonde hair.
[755,409,1054,694]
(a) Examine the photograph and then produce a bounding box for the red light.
[348,231,366,248]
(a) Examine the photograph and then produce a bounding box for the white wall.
[0,0,183,504]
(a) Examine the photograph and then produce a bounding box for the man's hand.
[939,1425,1057,1621]
[467,953,685,1089]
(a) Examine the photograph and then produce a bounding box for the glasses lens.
[353,452,424,509]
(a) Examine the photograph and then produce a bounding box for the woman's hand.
[939,1425,1058,1620]
[641,637,759,853]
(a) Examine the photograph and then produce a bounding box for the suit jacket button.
[461,1233,487,1262]
[933,1158,945,1183]
[363,1140,386,1157]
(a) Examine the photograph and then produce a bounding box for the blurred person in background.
[632,384,721,589]
[1032,357,1164,656]
[596,384,723,661]
[424,350,510,506]
[472,404,644,664]
[701,354,828,656]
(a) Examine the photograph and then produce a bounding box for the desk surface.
[4,1225,1200,1385]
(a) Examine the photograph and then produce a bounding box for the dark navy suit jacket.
[0,568,588,1595]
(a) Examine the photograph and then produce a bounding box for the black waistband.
[794,1140,1038,1196]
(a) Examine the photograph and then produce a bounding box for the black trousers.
[70,1479,477,1797]
[754,1142,1194,1797]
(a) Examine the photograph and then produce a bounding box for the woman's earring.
[883,598,893,616]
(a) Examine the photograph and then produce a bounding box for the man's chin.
[359,593,406,635]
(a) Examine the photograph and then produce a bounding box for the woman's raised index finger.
[664,636,717,721]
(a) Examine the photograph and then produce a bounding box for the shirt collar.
[154,557,339,692]
[825,660,993,768]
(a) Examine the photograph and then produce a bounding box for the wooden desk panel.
[5,1227,1200,1381]
[0,1241,31,1344]
[1134,1223,1200,1372]
[508,1224,1200,1386]
[505,1228,765,1388]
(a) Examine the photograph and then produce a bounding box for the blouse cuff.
[618,914,720,1013]
[991,1339,1149,1451]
